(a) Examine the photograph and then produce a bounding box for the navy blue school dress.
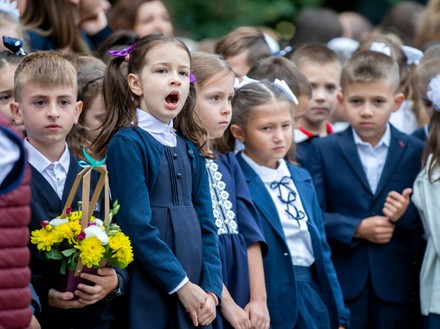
[206,153,267,329]
[106,126,222,329]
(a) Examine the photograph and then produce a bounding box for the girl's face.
[83,94,105,142]
[0,64,18,122]
[234,100,293,169]
[128,43,190,124]
[133,1,173,37]
[195,71,235,140]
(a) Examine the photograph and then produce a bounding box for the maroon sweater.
[0,114,32,329]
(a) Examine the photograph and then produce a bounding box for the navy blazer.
[303,126,425,303]
[236,153,349,329]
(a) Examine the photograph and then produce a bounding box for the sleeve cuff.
[168,276,188,294]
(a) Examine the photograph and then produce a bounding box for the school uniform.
[413,154,440,329]
[294,122,334,166]
[206,152,267,329]
[105,110,222,329]
[303,124,425,329]
[27,141,128,329]
[236,152,349,329]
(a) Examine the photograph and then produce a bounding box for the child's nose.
[47,103,60,118]
[169,72,182,86]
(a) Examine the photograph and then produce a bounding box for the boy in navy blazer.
[303,50,425,329]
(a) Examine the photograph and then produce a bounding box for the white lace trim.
[206,159,238,235]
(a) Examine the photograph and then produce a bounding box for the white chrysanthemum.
[84,225,108,245]
[93,218,104,227]
[49,218,69,227]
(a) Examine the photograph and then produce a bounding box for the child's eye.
[228,95,234,102]
[282,123,292,128]
[326,84,337,92]
[374,99,385,105]
[0,93,11,103]
[180,71,188,77]
[349,99,361,105]
[34,100,46,106]
[210,95,220,101]
[60,100,71,106]
[156,68,167,74]
[261,126,271,131]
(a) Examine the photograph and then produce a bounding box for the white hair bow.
[401,45,423,66]
[234,76,298,105]
[427,74,440,112]
[370,42,392,57]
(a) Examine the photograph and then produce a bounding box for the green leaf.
[61,248,77,257]
[60,260,67,275]
[46,249,63,260]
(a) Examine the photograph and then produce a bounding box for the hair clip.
[3,36,26,56]
[190,72,197,83]
[0,0,19,22]
[274,45,293,57]
[427,74,440,113]
[370,42,392,57]
[263,33,280,55]
[273,79,298,105]
[234,75,259,89]
[401,45,423,66]
[327,37,359,60]
[108,43,137,61]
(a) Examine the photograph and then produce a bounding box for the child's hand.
[382,188,412,223]
[176,281,207,327]
[245,299,270,329]
[354,216,395,243]
[30,315,41,329]
[74,267,118,305]
[197,294,217,326]
[48,289,86,309]
[221,298,251,329]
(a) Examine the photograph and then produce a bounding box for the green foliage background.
[165,0,323,41]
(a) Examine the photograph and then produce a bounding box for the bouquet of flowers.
[30,154,133,291]
[30,200,133,275]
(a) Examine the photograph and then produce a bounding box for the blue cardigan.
[236,153,349,329]
[105,127,223,299]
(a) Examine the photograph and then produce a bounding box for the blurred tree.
[165,0,323,41]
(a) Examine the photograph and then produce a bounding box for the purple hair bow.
[107,43,137,57]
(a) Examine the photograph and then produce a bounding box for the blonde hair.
[341,50,400,93]
[14,51,77,102]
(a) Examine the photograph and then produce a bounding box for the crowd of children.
[1,0,440,329]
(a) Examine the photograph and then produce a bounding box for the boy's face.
[11,82,82,150]
[339,79,404,147]
[297,60,341,126]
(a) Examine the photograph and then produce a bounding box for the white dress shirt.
[25,139,70,199]
[241,153,315,266]
[352,124,390,194]
[0,130,20,185]
[137,109,177,147]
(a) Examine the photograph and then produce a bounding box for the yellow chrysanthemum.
[108,232,134,267]
[56,222,78,244]
[68,210,82,222]
[30,228,63,251]
[77,236,105,268]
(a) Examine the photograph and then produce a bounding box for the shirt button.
[173,153,178,159]
[177,173,182,179]
[284,253,289,256]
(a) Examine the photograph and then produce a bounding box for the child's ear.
[74,100,83,124]
[337,90,344,106]
[230,124,245,143]
[393,92,405,112]
[10,101,23,125]
[128,73,143,96]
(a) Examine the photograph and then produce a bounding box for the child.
[290,44,343,165]
[247,55,312,119]
[0,50,23,130]
[92,34,223,328]
[66,54,106,159]
[227,80,349,329]
[303,50,425,329]
[412,58,440,142]
[10,51,127,329]
[412,74,440,329]
[215,26,272,80]
[109,0,174,37]
[191,51,269,329]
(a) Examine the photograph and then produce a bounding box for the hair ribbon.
[370,42,392,57]
[2,36,26,56]
[401,45,423,66]
[427,74,440,113]
[78,148,106,168]
[108,43,137,61]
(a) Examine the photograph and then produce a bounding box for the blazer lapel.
[374,127,407,197]
[337,129,372,193]
[29,164,62,211]
[236,154,286,240]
